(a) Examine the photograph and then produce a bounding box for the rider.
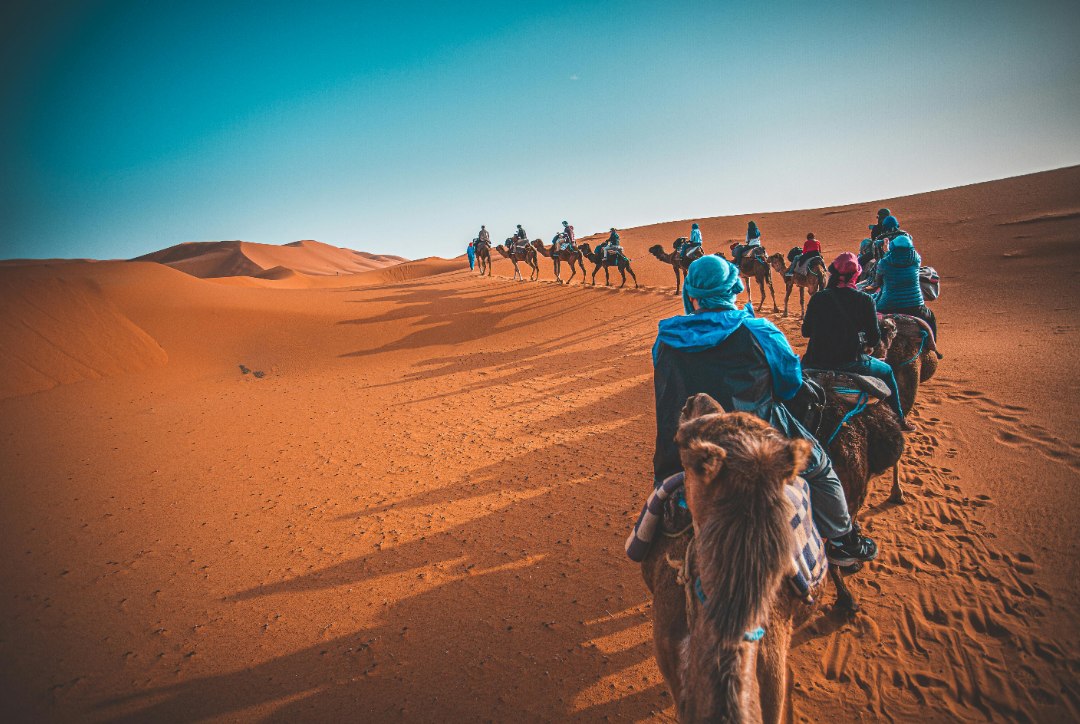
[867,233,938,340]
[681,222,703,259]
[652,254,878,567]
[786,232,823,278]
[801,252,915,432]
[600,227,622,262]
[869,208,891,241]
[561,220,576,250]
[512,224,529,250]
[478,225,490,245]
[731,220,763,267]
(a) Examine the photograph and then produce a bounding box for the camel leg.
[758,277,769,312]
[627,265,639,288]
[604,265,611,286]
[783,283,792,317]
[890,463,905,504]
[757,617,792,724]
[829,564,859,614]
[743,275,753,308]
[767,274,779,313]
[591,266,599,286]
[799,287,806,319]
[673,265,681,295]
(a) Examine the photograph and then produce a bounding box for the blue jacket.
[874,235,923,310]
[689,228,702,246]
[652,307,807,483]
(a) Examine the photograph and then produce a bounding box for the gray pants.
[801,442,852,539]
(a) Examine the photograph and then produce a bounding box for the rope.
[896,329,929,368]
[824,391,869,446]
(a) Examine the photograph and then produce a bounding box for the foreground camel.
[531,238,586,284]
[881,313,941,416]
[648,238,709,295]
[642,394,822,723]
[767,252,826,318]
[728,242,779,312]
[495,240,539,282]
[474,238,492,276]
[578,242,639,288]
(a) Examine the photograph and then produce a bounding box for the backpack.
[782,375,827,438]
[919,266,940,301]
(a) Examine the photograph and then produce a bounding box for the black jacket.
[654,325,791,483]
[801,288,880,368]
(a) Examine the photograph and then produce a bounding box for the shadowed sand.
[0,167,1078,721]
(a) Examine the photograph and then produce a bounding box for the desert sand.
[1,167,1078,721]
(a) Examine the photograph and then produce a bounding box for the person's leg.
[800,442,852,540]
[844,355,905,424]
[921,305,938,340]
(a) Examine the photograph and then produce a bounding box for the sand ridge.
[1,167,1078,720]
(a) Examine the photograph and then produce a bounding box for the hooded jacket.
[873,235,924,310]
[652,307,806,483]
[689,227,702,246]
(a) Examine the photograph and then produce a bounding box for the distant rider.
[681,222,703,259]
[652,254,879,567]
[477,225,490,245]
[600,228,622,262]
[787,232,823,278]
[561,221,576,251]
[731,220,763,267]
[801,252,915,431]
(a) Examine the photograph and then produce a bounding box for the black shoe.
[827,530,878,568]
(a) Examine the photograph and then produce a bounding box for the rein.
[895,328,929,368]
[823,389,869,446]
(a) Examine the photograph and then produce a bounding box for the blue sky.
[2,0,1078,260]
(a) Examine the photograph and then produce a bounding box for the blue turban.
[882,215,899,231]
[682,255,744,313]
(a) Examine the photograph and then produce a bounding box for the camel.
[495,239,539,282]
[880,313,941,417]
[806,369,905,611]
[577,242,639,288]
[728,242,779,313]
[767,252,826,318]
[648,237,709,295]
[642,393,822,722]
[531,237,586,285]
[474,238,492,277]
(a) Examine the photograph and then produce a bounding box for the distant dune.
[133,239,406,279]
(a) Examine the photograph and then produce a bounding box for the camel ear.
[679,393,725,424]
[680,438,727,485]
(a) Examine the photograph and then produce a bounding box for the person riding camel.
[600,227,622,262]
[787,232,823,278]
[801,252,915,432]
[561,220,576,251]
[681,222,704,259]
[651,254,878,567]
[732,220,764,267]
[478,225,490,244]
[869,208,891,241]
[509,224,529,251]
[866,233,938,340]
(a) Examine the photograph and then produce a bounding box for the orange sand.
[0,168,1078,721]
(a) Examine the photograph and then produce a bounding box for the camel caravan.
[469,212,942,720]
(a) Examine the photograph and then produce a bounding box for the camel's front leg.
[799,286,806,319]
[604,265,611,286]
[627,266,639,288]
[783,282,793,317]
[757,617,793,724]
[743,275,753,307]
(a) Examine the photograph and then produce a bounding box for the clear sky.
[2,0,1078,260]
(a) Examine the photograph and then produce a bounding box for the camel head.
[873,316,898,358]
[648,244,667,260]
[767,252,786,273]
[674,394,806,720]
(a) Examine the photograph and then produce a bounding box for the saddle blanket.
[626,472,827,600]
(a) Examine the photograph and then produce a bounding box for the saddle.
[804,369,892,403]
[919,266,940,301]
[682,245,704,261]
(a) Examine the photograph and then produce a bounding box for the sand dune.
[134,238,406,279]
[0,167,1078,721]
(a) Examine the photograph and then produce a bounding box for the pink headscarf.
[830,252,862,289]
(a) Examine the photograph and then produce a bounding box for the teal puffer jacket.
[874,235,923,310]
